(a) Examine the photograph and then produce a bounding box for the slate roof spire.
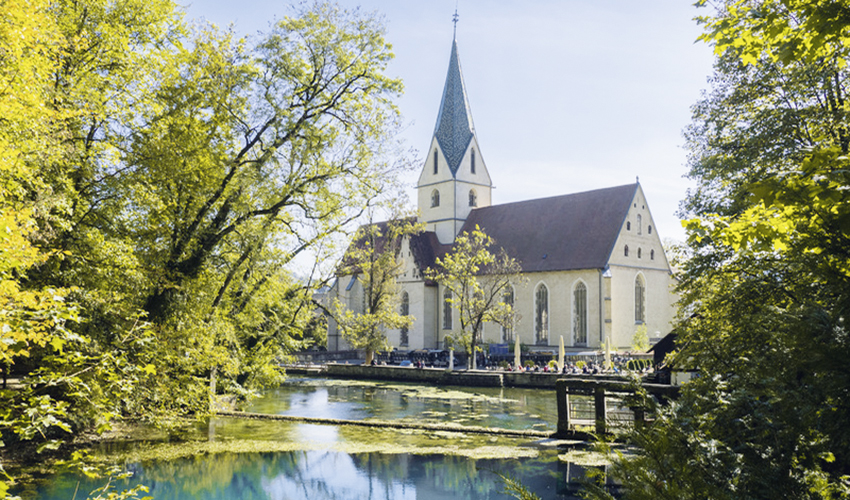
[433,20,476,177]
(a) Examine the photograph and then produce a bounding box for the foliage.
[696,0,850,66]
[426,227,524,369]
[0,0,407,494]
[589,2,850,499]
[497,473,542,500]
[631,324,649,352]
[56,451,152,500]
[332,215,423,363]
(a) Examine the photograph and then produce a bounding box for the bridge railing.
[554,378,679,437]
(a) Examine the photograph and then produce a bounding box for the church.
[326,32,677,355]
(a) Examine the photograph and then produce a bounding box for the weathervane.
[452,8,459,38]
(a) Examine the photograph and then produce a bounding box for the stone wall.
[321,364,628,389]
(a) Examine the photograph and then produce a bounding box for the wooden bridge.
[554,378,679,437]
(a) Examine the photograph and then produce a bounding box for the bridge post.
[633,407,645,429]
[594,386,607,435]
[556,379,571,436]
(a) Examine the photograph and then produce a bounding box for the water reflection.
[249,377,559,432]
[26,378,616,500]
[35,449,595,500]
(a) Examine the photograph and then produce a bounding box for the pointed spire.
[433,33,475,177]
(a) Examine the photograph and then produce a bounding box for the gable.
[607,185,672,271]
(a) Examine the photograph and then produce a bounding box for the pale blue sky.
[182,0,716,243]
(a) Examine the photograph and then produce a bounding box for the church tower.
[417,26,492,244]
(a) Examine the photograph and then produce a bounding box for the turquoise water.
[35,449,605,499]
[247,377,561,431]
[25,377,613,500]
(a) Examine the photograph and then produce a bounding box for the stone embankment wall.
[313,364,628,389]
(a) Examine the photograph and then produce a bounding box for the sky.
[181,0,717,243]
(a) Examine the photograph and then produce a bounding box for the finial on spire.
[452,8,459,39]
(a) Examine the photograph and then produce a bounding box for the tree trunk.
[209,365,218,412]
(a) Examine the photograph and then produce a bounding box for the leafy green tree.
[332,215,422,364]
[427,227,523,370]
[587,2,850,499]
[631,324,649,353]
[0,0,407,493]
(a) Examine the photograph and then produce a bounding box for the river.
[25,376,616,500]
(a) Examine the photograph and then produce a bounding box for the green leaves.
[333,215,422,360]
[697,0,850,67]
[426,227,523,368]
[591,2,850,499]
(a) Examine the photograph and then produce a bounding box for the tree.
[631,324,649,353]
[332,215,422,364]
[586,2,850,499]
[696,0,850,66]
[0,0,408,492]
[427,227,523,370]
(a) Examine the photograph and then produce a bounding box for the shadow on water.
[23,377,620,500]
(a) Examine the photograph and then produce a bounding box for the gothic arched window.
[624,245,629,257]
[638,247,642,259]
[469,189,477,207]
[574,282,587,346]
[471,149,476,174]
[650,249,655,260]
[400,292,409,346]
[443,289,452,330]
[501,287,514,343]
[433,149,439,174]
[637,214,642,235]
[431,189,440,208]
[535,284,549,345]
[635,275,646,324]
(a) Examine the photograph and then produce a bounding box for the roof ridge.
[468,183,639,214]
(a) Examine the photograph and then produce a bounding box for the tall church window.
[431,189,440,207]
[624,245,629,257]
[574,282,587,346]
[627,221,631,231]
[638,248,642,259]
[471,149,476,174]
[400,292,409,346]
[637,214,642,235]
[443,289,452,330]
[433,149,438,174]
[469,189,477,207]
[501,287,514,343]
[535,284,549,345]
[648,225,652,234]
[635,275,646,324]
[650,249,655,260]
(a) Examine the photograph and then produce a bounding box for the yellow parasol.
[558,335,565,373]
[514,334,521,370]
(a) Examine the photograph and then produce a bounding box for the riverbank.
[284,363,635,388]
